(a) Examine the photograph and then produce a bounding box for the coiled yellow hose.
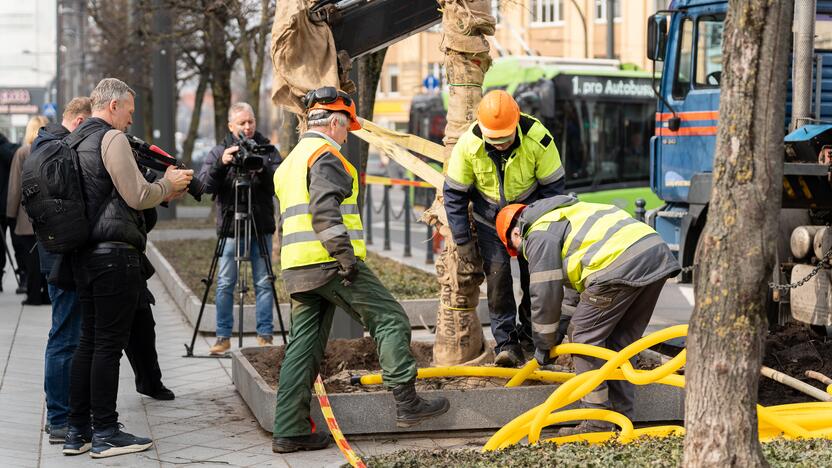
[354,324,832,449]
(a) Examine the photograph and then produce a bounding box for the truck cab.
[648,0,832,324]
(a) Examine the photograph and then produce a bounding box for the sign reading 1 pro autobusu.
[555,75,655,101]
[0,87,47,114]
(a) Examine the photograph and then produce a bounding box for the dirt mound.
[759,323,832,405]
[243,337,435,393]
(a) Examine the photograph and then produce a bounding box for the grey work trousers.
[570,278,666,419]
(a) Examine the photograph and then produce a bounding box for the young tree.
[683,1,793,466]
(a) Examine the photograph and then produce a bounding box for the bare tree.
[683,1,793,466]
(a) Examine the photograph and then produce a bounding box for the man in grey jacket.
[272,87,449,453]
[495,196,680,436]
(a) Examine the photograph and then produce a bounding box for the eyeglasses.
[303,86,353,109]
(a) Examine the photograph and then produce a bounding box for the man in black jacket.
[33,97,175,447]
[62,78,192,458]
[197,102,279,354]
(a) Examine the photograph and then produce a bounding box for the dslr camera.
[231,132,278,172]
[126,134,206,201]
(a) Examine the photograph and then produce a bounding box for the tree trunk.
[277,107,299,156]
[180,74,208,167]
[205,3,233,144]
[356,48,387,209]
[682,1,793,467]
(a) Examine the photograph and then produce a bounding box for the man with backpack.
[49,78,192,458]
[27,97,175,446]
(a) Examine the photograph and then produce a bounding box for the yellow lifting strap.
[358,118,446,163]
[353,118,446,191]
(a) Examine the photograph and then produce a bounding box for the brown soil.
[759,323,832,405]
[245,337,436,393]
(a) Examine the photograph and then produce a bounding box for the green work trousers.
[273,261,417,437]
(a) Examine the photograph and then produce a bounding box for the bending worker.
[272,87,449,453]
[495,196,680,436]
[443,89,565,367]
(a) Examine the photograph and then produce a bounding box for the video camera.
[125,134,206,201]
[231,132,278,172]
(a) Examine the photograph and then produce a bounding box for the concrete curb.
[231,347,685,435]
[146,240,490,334]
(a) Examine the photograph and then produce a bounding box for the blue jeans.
[43,284,81,427]
[215,235,274,338]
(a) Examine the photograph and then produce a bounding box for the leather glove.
[338,262,359,287]
[534,333,564,366]
[456,241,479,260]
[534,348,553,366]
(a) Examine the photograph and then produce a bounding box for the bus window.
[673,18,694,99]
[559,99,653,191]
[695,16,724,87]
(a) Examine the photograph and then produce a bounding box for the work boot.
[392,381,450,428]
[256,335,273,346]
[494,347,524,368]
[272,433,331,453]
[556,420,616,437]
[209,337,230,355]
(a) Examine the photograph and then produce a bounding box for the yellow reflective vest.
[524,201,657,292]
[274,136,366,270]
[446,114,564,205]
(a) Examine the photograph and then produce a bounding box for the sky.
[0,0,57,88]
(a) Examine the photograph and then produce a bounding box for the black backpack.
[20,126,97,253]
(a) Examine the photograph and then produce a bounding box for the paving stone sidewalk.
[0,248,476,468]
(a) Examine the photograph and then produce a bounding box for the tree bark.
[356,48,387,210]
[277,107,299,156]
[205,3,233,144]
[682,1,793,467]
[180,74,209,167]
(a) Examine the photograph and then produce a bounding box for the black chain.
[678,247,832,289]
[769,246,832,290]
[391,196,406,220]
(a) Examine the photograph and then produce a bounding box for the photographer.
[197,102,279,354]
[62,78,192,459]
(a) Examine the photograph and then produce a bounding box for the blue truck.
[648,0,832,326]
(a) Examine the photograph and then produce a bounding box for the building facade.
[374,0,668,128]
[0,0,57,141]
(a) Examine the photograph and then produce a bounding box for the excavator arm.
[310,0,442,60]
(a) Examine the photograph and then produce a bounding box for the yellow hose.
[352,324,832,449]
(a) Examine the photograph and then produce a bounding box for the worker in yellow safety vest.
[495,196,680,436]
[443,89,566,367]
[271,87,449,453]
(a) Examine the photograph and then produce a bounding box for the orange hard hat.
[496,203,527,257]
[477,90,520,142]
[305,87,362,131]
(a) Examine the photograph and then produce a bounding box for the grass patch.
[153,238,439,303]
[359,436,832,467]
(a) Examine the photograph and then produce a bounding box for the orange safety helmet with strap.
[477,90,520,143]
[303,86,362,131]
[496,203,527,257]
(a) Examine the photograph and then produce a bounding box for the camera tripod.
[184,171,287,358]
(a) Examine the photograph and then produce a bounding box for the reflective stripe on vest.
[274,137,366,270]
[447,114,564,204]
[525,202,657,292]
